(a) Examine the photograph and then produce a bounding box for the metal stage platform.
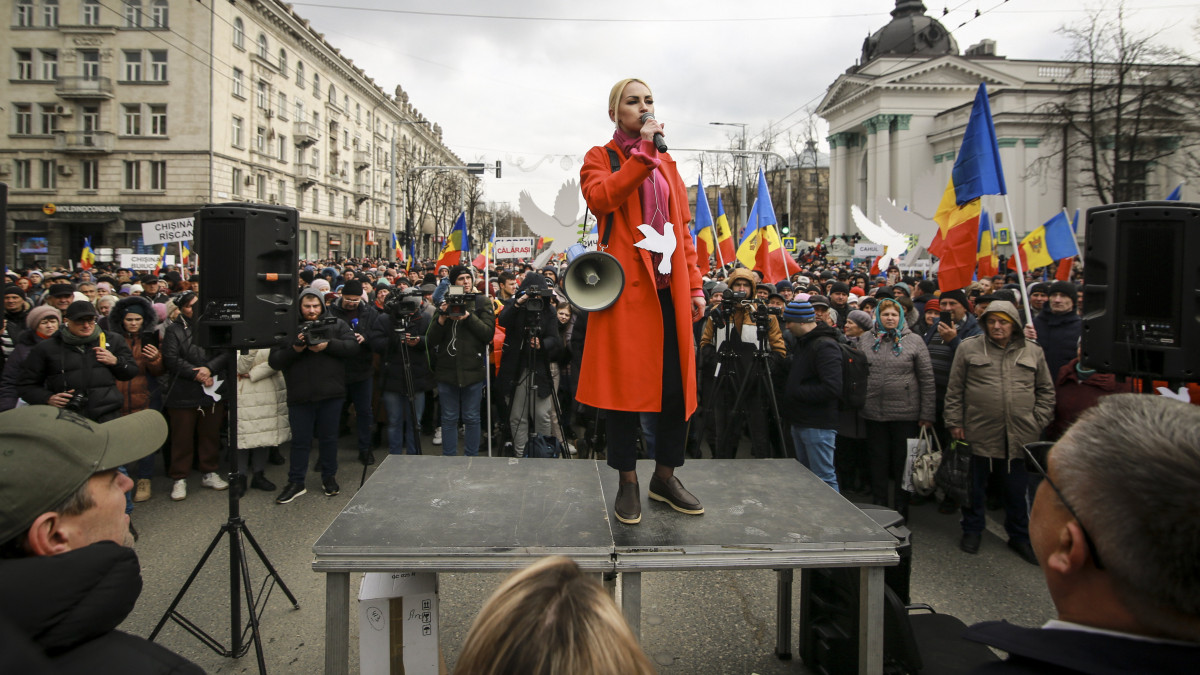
[313,456,899,674]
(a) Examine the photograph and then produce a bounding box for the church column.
[865,117,881,220]
[827,133,846,236]
[875,115,894,215]
[892,115,913,207]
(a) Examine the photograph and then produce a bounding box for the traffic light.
[781,215,791,236]
[495,161,502,178]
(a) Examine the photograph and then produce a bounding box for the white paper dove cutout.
[203,376,224,402]
[1156,386,1191,402]
[518,180,584,260]
[634,223,677,274]
[850,206,910,271]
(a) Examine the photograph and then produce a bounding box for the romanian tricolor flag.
[472,232,495,269]
[691,177,717,270]
[976,208,998,278]
[180,240,191,266]
[80,237,95,271]
[714,193,735,267]
[153,245,168,275]
[931,83,1007,291]
[1054,209,1079,280]
[435,212,469,268]
[393,232,403,262]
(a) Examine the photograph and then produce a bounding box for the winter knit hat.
[924,298,941,312]
[830,281,850,296]
[939,289,969,309]
[4,285,26,300]
[1048,280,1076,300]
[26,305,61,331]
[341,279,364,297]
[847,309,873,332]
[783,300,816,323]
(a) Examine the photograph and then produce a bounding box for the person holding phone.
[111,296,165,503]
[923,288,982,511]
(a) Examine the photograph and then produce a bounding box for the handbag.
[908,427,943,496]
[934,439,973,508]
[527,435,563,459]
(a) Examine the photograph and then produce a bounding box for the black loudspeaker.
[1081,201,1200,382]
[195,203,298,349]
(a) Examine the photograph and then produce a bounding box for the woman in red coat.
[579,78,706,525]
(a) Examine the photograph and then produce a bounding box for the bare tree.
[1033,2,1200,204]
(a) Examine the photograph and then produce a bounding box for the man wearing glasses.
[944,300,1055,564]
[16,300,137,422]
[962,395,1200,671]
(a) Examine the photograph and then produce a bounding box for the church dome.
[860,0,958,65]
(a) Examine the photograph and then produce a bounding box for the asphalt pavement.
[120,430,1054,674]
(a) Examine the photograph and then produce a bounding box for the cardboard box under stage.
[314,456,899,675]
[358,572,439,675]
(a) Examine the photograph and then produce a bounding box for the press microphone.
[640,112,668,153]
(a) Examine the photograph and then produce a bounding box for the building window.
[313,73,320,97]
[312,188,319,212]
[278,49,287,76]
[231,68,244,97]
[277,92,288,120]
[343,195,349,217]
[231,115,243,147]
[149,50,167,81]
[327,84,336,103]
[231,167,242,196]
[39,103,57,135]
[15,105,33,135]
[150,160,166,190]
[256,80,268,109]
[150,0,167,28]
[257,33,268,59]
[14,160,32,189]
[150,104,166,135]
[328,191,335,216]
[295,100,304,123]
[80,50,100,80]
[277,179,286,203]
[122,50,142,81]
[81,160,99,190]
[232,17,244,49]
[42,0,58,27]
[16,0,34,27]
[82,0,100,25]
[255,126,266,153]
[124,0,141,28]
[295,61,304,86]
[277,135,287,161]
[40,160,56,189]
[356,103,361,123]
[39,49,57,80]
[122,104,141,135]
[124,161,140,190]
[1115,160,1149,202]
[256,174,265,200]
[16,50,33,81]
[81,106,99,132]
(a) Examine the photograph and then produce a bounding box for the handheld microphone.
[640,112,668,153]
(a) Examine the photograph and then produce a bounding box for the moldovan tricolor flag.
[714,193,736,267]
[735,168,799,283]
[179,240,191,266]
[975,209,998,278]
[435,212,470,268]
[393,232,403,262]
[80,237,95,271]
[153,245,168,275]
[1008,211,1079,271]
[691,177,718,270]
[472,232,495,269]
[932,83,1007,291]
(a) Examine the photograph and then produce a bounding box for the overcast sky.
[289,0,1197,212]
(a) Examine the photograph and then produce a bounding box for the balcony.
[55,76,114,100]
[295,162,319,186]
[353,150,370,170]
[293,121,319,146]
[354,182,369,202]
[54,131,115,153]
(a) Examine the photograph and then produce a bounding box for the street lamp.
[710,121,749,227]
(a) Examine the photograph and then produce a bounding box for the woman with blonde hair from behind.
[453,556,654,675]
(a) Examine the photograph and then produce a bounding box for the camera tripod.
[150,351,299,675]
[705,311,787,459]
[371,316,424,484]
[514,310,575,459]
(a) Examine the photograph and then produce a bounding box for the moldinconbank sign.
[141,217,194,245]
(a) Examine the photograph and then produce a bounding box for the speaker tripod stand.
[150,351,299,674]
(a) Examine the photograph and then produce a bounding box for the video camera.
[718,288,753,317]
[296,316,339,346]
[445,284,478,319]
[519,286,554,314]
[383,288,423,336]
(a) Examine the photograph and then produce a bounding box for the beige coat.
[235,349,290,450]
[943,301,1055,461]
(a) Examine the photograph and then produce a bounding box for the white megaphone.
[558,243,624,312]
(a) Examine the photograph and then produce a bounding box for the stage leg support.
[858,566,884,675]
[621,572,642,640]
[775,568,793,659]
[325,572,350,675]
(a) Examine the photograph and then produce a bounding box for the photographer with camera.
[269,289,358,503]
[427,265,494,457]
[325,279,379,464]
[17,300,138,423]
[698,268,787,459]
[370,288,434,455]
[497,272,562,458]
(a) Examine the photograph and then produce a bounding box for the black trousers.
[606,289,687,473]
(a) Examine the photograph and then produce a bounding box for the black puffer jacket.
[1032,307,1081,382]
[785,323,844,430]
[325,297,380,383]
[0,328,47,411]
[162,313,230,408]
[370,311,435,394]
[0,542,203,674]
[496,277,561,398]
[268,290,357,405]
[16,327,137,421]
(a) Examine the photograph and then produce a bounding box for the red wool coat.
[577,140,702,414]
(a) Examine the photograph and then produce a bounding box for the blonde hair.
[607,78,651,125]
[453,556,654,675]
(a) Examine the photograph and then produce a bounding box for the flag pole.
[484,221,495,458]
[1001,195,1035,327]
